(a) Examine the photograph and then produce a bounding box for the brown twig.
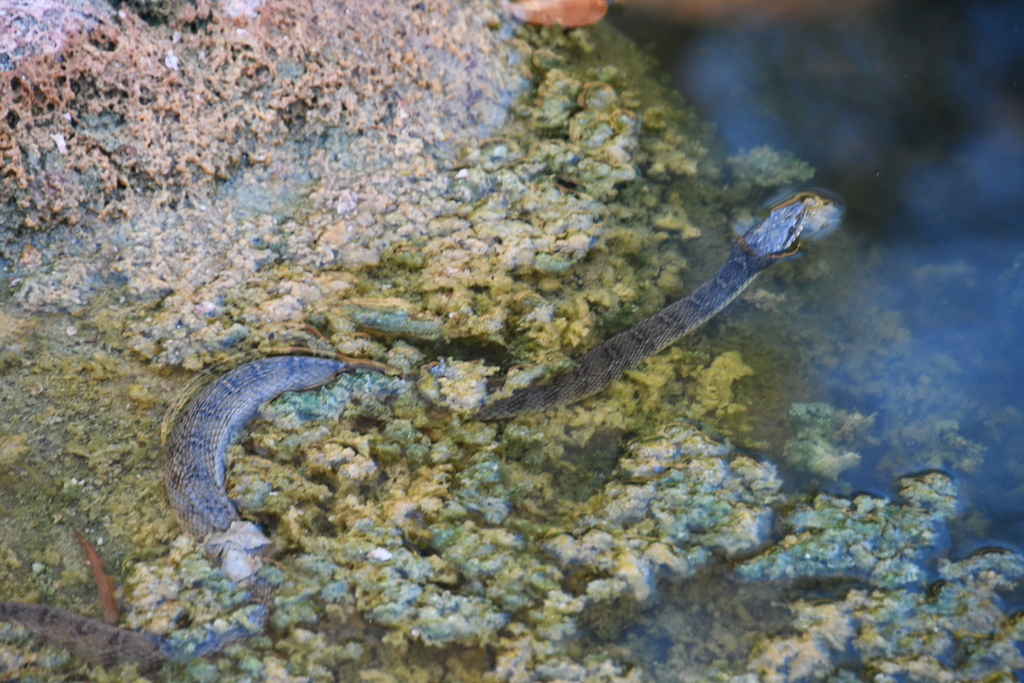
[74,531,120,624]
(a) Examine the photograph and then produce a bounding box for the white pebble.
[367,547,393,562]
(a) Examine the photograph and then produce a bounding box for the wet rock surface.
[5,2,1024,682]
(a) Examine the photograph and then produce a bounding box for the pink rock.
[220,0,264,20]
[0,0,112,72]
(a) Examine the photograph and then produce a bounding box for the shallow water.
[612,0,1024,546]
[604,1,1024,677]
[2,1,1024,680]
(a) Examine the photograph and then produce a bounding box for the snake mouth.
[766,187,846,245]
[737,190,841,259]
[763,186,846,213]
[797,195,844,245]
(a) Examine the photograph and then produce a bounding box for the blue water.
[611,0,1024,551]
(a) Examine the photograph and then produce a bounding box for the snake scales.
[0,192,839,672]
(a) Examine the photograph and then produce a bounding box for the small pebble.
[367,547,393,562]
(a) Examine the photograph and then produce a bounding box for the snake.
[0,192,839,672]
[478,191,842,419]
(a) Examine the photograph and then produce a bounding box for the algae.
[782,402,863,480]
[742,550,1024,683]
[736,472,956,588]
[4,1,1020,682]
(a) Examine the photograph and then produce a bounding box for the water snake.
[0,192,839,672]
[478,191,841,419]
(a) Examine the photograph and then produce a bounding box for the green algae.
[0,309,179,613]
[618,473,1024,683]
[2,370,781,680]
[736,472,957,588]
[782,402,863,480]
[0,2,811,681]
[5,8,1023,683]
[339,301,443,341]
[742,550,1024,683]
[727,146,815,190]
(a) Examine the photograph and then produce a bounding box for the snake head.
[739,190,844,259]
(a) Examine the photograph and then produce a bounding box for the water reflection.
[611,0,1024,546]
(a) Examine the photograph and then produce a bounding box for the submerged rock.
[9,1,1015,681]
[743,550,1024,682]
[736,471,956,588]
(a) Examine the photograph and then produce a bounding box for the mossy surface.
[4,2,1024,682]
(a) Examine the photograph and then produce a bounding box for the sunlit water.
[610,0,1024,615]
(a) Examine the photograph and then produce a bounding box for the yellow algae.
[742,287,788,311]
[690,351,755,421]
[305,443,379,493]
[229,454,332,519]
[344,298,424,313]
[419,360,498,415]
[0,3,890,681]
[0,433,29,470]
[782,403,863,480]
[623,368,670,389]
[651,207,701,239]
[746,601,853,682]
[0,309,34,346]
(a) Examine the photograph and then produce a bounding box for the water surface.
[613,0,1024,550]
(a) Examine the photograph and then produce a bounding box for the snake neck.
[479,242,776,420]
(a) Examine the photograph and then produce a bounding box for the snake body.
[0,193,839,672]
[0,601,168,673]
[478,192,841,419]
[0,356,349,672]
[165,355,349,538]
